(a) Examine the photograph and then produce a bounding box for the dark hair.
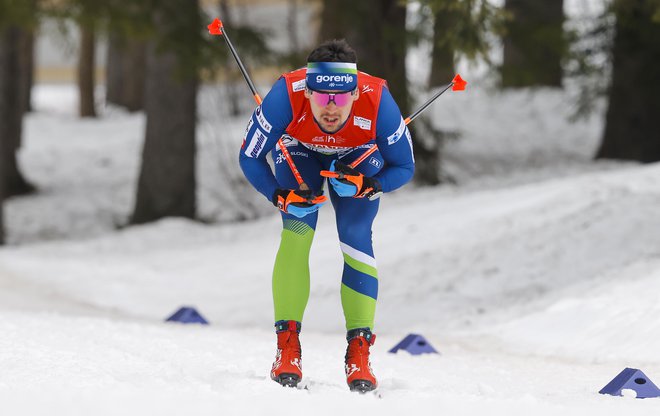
[307,39,357,64]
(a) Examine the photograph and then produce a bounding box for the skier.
[239,39,415,392]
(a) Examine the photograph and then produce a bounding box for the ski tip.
[452,74,467,91]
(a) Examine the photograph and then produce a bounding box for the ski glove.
[272,188,327,218]
[320,160,383,200]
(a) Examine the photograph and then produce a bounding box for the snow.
[3,83,660,415]
[3,2,660,412]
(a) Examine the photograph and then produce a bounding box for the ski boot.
[270,320,302,387]
[345,327,377,393]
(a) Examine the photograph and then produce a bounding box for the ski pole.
[208,18,261,105]
[404,74,466,125]
[208,18,309,190]
[348,74,467,169]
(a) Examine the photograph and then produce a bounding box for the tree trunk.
[131,1,199,224]
[122,39,146,112]
[18,28,34,113]
[501,0,565,87]
[320,0,441,184]
[597,0,660,162]
[106,33,146,112]
[0,26,35,199]
[0,164,3,243]
[429,6,457,88]
[106,33,124,106]
[0,30,8,244]
[78,22,96,117]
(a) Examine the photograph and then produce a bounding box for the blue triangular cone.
[388,333,438,355]
[165,306,209,325]
[599,368,660,399]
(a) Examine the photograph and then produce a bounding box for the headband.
[305,62,358,92]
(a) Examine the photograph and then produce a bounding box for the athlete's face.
[305,88,359,133]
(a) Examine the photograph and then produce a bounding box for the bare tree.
[131,0,201,224]
[106,33,124,106]
[0,175,3,244]
[0,26,35,199]
[106,32,146,112]
[18,26,35,113]
[121,39,146,112]
[0,29,10,245]
[78,20,96,117]
[597,0,660,162]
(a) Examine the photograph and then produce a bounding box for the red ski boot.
[344,328,377,393]
[270,320,302,387]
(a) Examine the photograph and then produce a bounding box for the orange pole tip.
[452,74,467,91]
[207,18,223,35]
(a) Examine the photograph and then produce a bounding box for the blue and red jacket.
[239,68,415,201]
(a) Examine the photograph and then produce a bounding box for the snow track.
[3,82,660,414]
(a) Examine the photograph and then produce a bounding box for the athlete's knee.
[282,214,318,232]
[337,217,372,244]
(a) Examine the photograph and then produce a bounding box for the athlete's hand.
[272,188,327,217]
[320,160,383,200]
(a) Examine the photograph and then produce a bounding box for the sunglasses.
[308,89,355,107]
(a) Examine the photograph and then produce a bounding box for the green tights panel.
[341,251,378,330]
[341,284,377,330]
[272,220,315,323]
[272,219,379,331]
